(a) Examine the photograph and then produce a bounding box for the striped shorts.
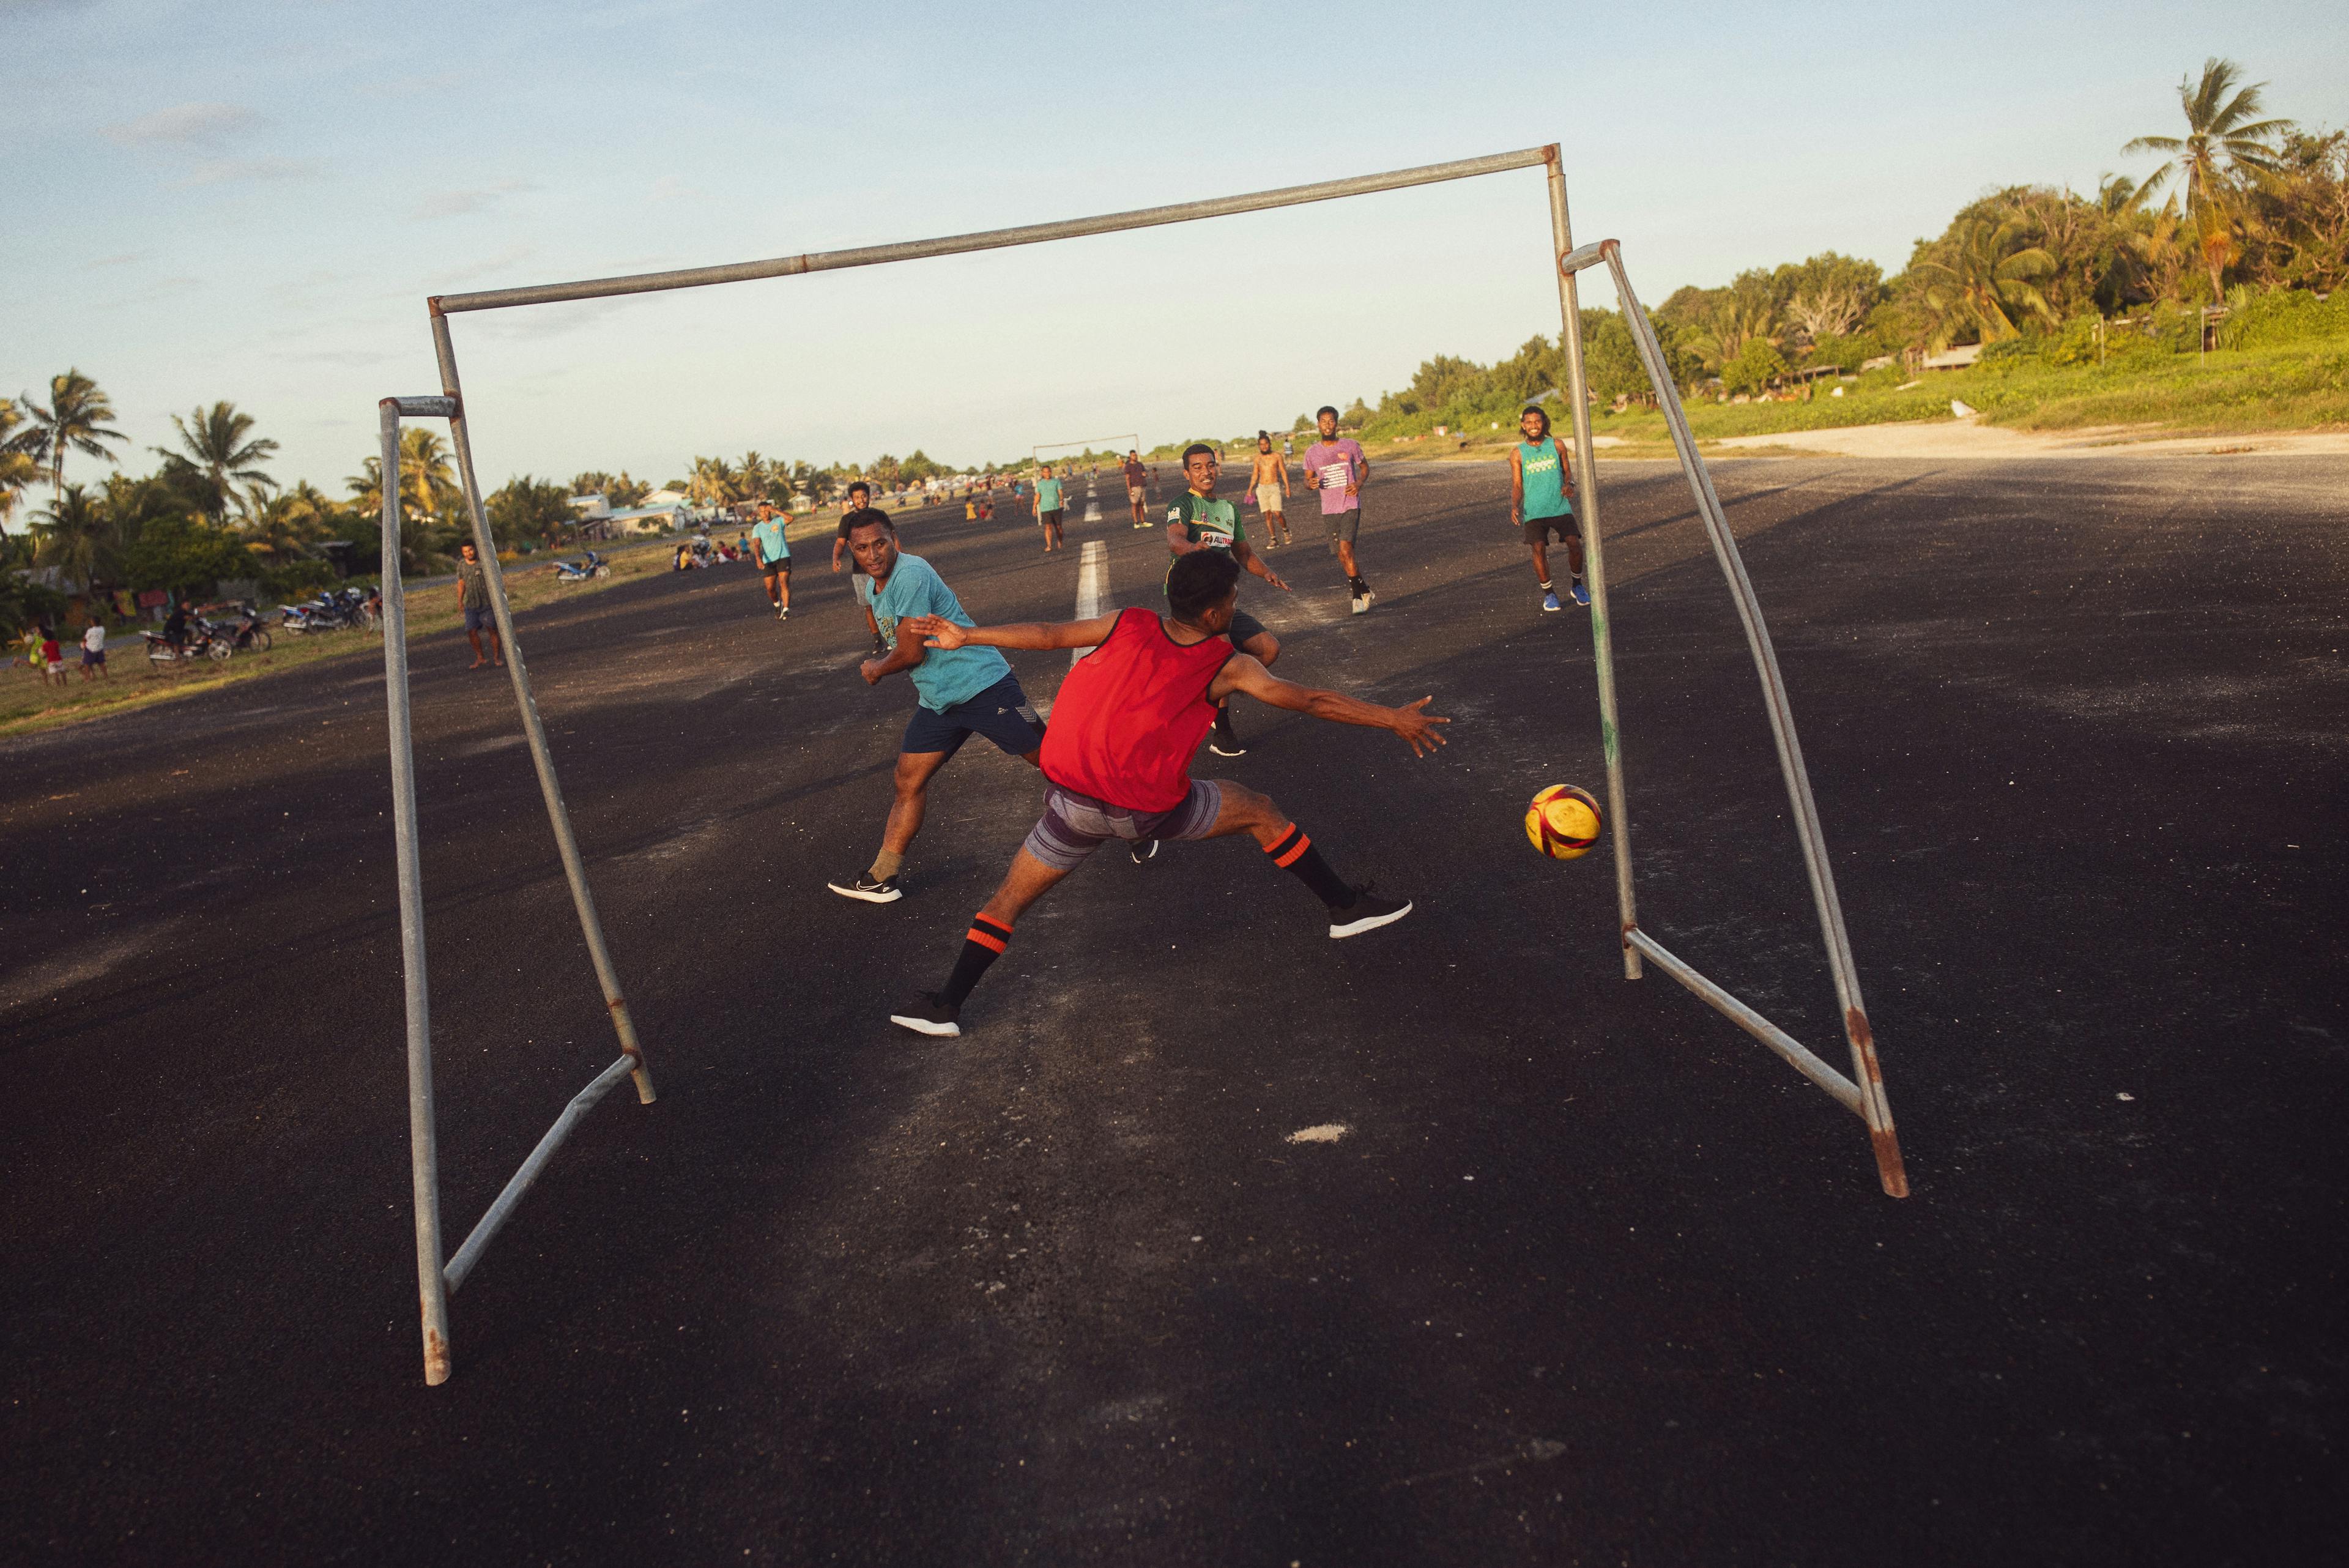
[1022,781,1225,871]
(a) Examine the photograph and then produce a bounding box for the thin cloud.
[105,102,259,150]
[177,157,327,187]
[87,251,151,269]
[410,180,533,220]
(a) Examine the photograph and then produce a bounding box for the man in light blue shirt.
[1033,464,1066,553]
[749,502,792,620]
[826,508,1044,904]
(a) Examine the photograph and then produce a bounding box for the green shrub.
[1721,338,1789,395]
[2216,288,2349,351]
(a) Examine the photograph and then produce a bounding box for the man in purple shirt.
[1302,405,1374,614]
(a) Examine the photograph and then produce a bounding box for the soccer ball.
[1525,784,1601,860]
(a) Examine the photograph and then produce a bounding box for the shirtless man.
[1248,431,1291,548]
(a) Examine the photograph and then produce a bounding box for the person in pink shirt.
[1302,406,1374,614]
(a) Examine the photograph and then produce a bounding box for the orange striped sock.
[1264,825,1350,907]
[942,914,1013,1008]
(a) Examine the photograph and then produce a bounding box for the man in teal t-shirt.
[1163,442,1289,757]
[1033,466,1067,554]
[1508,404,1586,612]
[826,508,1044,905]
[749,503,792,621]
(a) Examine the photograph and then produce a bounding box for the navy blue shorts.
[901,674,1044,760]
[464,606,494,633]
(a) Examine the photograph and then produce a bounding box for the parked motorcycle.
[553,551,609,583]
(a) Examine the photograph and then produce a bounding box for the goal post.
[1031,435,1137,471]
[383,141,1907,1383]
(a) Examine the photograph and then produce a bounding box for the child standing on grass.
[80,622,108,681]
[39,628,65,686]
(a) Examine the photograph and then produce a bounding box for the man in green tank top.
[1509,404,1587,613]
[1164,442,1288,756]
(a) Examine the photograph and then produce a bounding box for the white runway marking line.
[1285,1123,1349,1145]
[1071,540,1108,667]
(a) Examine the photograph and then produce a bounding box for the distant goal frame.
[376,143,1909,1386]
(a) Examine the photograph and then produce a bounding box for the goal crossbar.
[380,140,1908,1387]
[1032,436,1137,466]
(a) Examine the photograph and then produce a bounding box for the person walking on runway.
[1124,450,1152,529]
[1248,431,1292,548]
[1510,404,1587,612]
[1302,406,1374,614]
[749,501,792,620]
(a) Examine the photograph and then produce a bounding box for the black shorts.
[1040,509,1064,527]
[1523,511,1576,546]
[900,673,1045,760]
[761,555,791,574]
[463,605,494,633]
[1226,608,1269,652]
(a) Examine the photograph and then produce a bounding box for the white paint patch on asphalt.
[1286,1123,1349,1145]
[1071,539,1108,667]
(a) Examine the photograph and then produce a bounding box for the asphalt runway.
[4,454,2344,1565]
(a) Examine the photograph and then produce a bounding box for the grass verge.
[0,538,691,740]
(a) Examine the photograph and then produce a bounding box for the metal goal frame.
[377,141,1907,1385]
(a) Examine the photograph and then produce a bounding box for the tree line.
[1333,58,2347,434]
[0,368,1017,636]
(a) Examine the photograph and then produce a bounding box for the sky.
[5,0,2345,494]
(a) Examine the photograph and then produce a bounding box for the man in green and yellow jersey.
[1164,442,1287,757]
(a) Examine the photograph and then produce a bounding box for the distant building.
[1918,344,1983,371]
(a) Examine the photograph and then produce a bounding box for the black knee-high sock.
[940,913,1012,1009]
[1263,824,1351,908]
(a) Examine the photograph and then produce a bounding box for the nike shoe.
[1571,581,1590,608]
[1329,883,1412,939]
[1209,708,1246,757]
[1542,591,1562,612]
[889,991,961,1038]
[826,872,903,904]
[1130,838,1160,864]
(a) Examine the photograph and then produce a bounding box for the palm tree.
[1685,295,1781,373]
[158,401,279,521]
[1913,216,2058,344]
[2124,58,2294,302]
[241,480,338,560]
[688,455,738,508]
[32,484,119,588]
[13,370,127,505]
[735,451,772,502]
[0,399,41,540]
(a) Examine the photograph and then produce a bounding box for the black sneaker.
[889,991,961,1038]
[1329,883,1412,939]
[1130,838,1160,864]
[827,872,903,904]
[1209,709,1246,757]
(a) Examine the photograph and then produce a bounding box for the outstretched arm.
[910,611,1123,652]
[1231,538,1288,592]
[1210,655,1449,757]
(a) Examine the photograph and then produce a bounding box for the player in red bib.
[886,549,1449,1037]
